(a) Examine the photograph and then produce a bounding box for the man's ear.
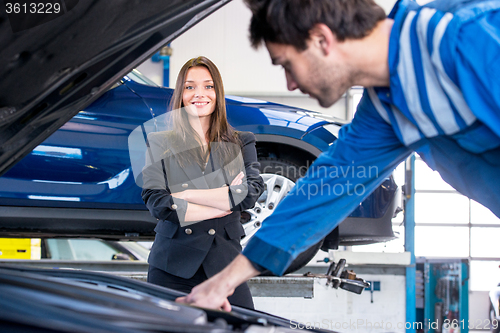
[309,23,337,56]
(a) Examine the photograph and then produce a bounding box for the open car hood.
[0,0,230,177]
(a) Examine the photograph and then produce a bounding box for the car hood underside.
[0,0,229,177]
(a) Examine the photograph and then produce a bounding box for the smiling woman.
[141,56,264,309]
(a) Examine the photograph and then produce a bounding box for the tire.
[241,157,323,275]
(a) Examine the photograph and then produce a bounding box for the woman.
[141,56,264,309]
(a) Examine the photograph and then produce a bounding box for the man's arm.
[178,90,411,309]
[450,8,500,135]
[242,90,412,276]
[176,254,259,311]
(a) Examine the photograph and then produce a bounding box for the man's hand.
[176,277,234,311]
[176,254,260,311]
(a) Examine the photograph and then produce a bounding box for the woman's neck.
[189,115,211,144]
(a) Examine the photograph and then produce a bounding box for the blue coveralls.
[243,0,500,276]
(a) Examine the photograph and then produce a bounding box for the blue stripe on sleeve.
[398,11,439,137]
[417,8,461,135]
[433,12,477,126]
[413,9,447,136]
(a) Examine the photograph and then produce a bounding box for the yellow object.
[0,238,41,259]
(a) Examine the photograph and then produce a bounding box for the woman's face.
[182,66,216,119]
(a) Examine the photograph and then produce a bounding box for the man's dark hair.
[245,0,386,50]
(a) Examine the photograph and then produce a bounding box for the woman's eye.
[185,86,194,90]
[206,85,214,89]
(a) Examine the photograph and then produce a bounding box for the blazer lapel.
[165,140,209,189]
[204,149,229,187]
[181,162,209,189]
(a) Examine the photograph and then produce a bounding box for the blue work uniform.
[243,0,500,276]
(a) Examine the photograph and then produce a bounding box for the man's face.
[265,40,352,108]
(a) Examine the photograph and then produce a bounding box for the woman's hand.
[170,172,244,212]
[230,171,244,186]
[183,203,232,222]
[212,208,232,218]
[172,190,190,201]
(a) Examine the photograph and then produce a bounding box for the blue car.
[0,69,400,273]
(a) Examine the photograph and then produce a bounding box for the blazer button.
[171,204,178,210]
[208,229,216,235]
[182,183,188,188]
[185,228,192,235]
[235,189,242,194]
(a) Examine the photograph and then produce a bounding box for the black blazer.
[141,131,264,279]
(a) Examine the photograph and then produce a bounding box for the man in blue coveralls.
[177,0,500,310]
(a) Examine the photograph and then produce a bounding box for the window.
[414,156,500,291]
[46,239,126,260]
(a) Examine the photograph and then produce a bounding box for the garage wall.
[254,274,407,333]
[137,0,399,120]
[469,291,491,329]
[168,0,285,96]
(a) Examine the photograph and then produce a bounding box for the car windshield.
[125,69,159,87]
[118,241,151,260]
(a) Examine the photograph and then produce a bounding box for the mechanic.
[177,0,500,311]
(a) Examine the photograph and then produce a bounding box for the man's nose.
[285,71,298,91]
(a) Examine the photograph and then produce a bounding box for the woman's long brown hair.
[167,56,241,174]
